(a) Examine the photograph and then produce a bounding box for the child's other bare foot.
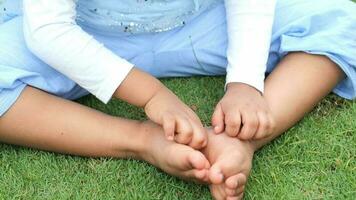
[138,121,211,183]
[203,129,255,199]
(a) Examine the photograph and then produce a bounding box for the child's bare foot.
[138,121,211,183]
[202,129,255,199]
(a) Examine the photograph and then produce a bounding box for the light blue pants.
[1,0,356,116]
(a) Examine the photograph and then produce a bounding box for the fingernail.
[167,136,174,141]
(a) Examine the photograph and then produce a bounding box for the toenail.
[220,173,225,181]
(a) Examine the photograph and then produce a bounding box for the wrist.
[144,84,173,114]
[114,68,165,108]
[144,83,165,108]
[226,82,262,95]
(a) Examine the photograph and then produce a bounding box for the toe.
[225,185,245,198]
[209,155,241,185]
[162,144,210,182]
[188,151,210,170]
[225,173,247,190]
[225,188,237,197]
[210,185,226,200]
[194,169,210,182]
[226,196,239,200]
[209,165,225,184]
[236,185,245,196]
[209,153,246,185]
[180,169,208,183]
[224,173,247,199]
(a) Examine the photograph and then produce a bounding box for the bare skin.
[115,68,207,149]
[0,86,210,183]
[0,53,346,200]
[212,82,275,140]
[139,121,211,182]
[206,52,345,200]
[203,130,253,200]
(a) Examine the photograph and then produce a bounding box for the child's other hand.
[144,87,207,149]
[211,83,275,140]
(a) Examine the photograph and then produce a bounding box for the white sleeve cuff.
[96,59,134,104]
[224,0,276,93]
[225,64,265,93]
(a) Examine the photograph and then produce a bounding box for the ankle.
[132,121,157,162]
[250,137,270,151]
[109,120,150,160]
[247,140,258,153]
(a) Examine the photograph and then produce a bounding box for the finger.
[187,110,209,148]
[254,111,270,139]
[162,114,175,141]
[225,111,241,137]
[189,122,208,149]
[238,112,259,140]
[211,104,225,134]
[175,117,194,144]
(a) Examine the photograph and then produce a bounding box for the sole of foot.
[138,121,211,183]
[203,130,255,199]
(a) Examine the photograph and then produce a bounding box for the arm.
[23,0,207,148]
[225,0,276,92]
[212,0,277,139]
[23,0,135,104]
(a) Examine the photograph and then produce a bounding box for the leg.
[206,52,345,200]
[0,86,139,157]
[254,52,345,149]
[0,86,210,182]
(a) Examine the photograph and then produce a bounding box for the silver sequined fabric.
[0,0,222,34]
[75,0,222,35]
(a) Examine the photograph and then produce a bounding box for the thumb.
[211,103,225,134]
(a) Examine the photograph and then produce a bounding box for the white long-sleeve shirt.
[23,0,276,103]
[225,0,276,92]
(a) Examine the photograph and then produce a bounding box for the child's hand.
[211,83,275,140]
[144,87,207,149]
[113,68,206,149]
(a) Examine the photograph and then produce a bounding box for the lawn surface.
[0,76,355,200]
[1,1,356,199]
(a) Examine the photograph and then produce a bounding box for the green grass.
[0,76,355,200]
[1,0,356,198]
